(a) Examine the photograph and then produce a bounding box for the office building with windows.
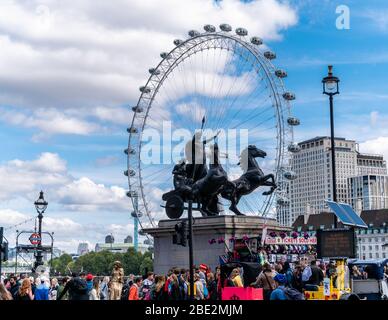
[278,136,388,227]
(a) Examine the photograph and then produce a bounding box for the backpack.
[203,285,209,299]
[282,287,305,300]
[120,283,130,301]
[72,278,88,294]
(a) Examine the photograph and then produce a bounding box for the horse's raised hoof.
[229,206,245,216]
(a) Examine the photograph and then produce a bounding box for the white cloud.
[0,209,30,226]
[0,152,129,212]
[56,177,128,211]
[0,0,297,136]
[359,136,388,160]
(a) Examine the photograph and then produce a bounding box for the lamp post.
[322,65,340,228]
[34,191,48,270]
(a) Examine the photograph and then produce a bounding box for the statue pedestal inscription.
[144,215,291,274]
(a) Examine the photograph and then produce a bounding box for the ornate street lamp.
[33,191,48,270]
[322,65,340,228]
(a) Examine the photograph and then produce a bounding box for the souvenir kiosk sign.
[265,236,317,245]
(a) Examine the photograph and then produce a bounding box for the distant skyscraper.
[277,136,388,226]
[77,243,89,256]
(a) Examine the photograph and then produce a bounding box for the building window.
[376,253,379,258]
[375,245,379,251]
[369,253,373,258]
[369,246,372,251]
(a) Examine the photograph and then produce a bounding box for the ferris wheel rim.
[127,26,296,228]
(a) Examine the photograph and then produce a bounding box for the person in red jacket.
[128,277,142,300]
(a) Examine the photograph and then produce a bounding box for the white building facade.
[278,137,357,225]
[278,136,388,226]
[349,175,388,211]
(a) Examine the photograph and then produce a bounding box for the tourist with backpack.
[58,272,89,300]
[140,272,154,300]
[252,262,276,300]
[270,274,288,300]
[271,274,305,300]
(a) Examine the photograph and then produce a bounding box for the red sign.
[29,233,41,245]
[221,287,263,300]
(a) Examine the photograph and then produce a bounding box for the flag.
[219,254,228,265]
[261,226,267,246]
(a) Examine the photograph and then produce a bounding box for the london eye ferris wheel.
[125,24,300,234]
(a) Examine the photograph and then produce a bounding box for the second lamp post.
[322,65,340,228]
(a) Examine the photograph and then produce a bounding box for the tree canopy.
[50,248,153,276]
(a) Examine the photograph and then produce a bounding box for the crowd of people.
[1,259,387,301]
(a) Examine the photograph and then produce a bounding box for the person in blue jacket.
[34,276,50,300]
[270,274,288,300]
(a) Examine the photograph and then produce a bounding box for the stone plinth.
[144,215,291,274]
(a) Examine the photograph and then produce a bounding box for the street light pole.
[329,94,337,205]
[34,191,48,270]
[322,65,340,229]
[187,199,194,301]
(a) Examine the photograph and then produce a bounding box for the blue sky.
[0,0,388,253]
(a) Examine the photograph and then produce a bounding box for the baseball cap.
[274,274,286,284]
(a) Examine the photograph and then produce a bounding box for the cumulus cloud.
[359,136,388,160]
[0,0,297,137]
[56,177,128,211]
[0,152,128,212]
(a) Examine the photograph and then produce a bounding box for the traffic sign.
[29,233,41,245]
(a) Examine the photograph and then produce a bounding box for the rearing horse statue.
[221,145,277,215]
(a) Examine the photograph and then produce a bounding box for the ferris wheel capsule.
[132,106,143,113]
[149,68,160,75]
[160,52,172,59]
[219,23,232,32]
[124,147,136,155]
[288,142,301,153]
[126,190,138,198]
[250,36,263,45]
[131,211,143,218]
[275,69,287,78]
[236,27,248,36]
[204,24,216,33]
[124,169,136,177]
[139,86,151,94]
[276,196,289,205]
[282,92,296,100]
[264,51,276,59]
[173,39,184,46]
[284,170,297,180]
[127,126,138,134]
[188,30,200,37]
[287,117,300,126]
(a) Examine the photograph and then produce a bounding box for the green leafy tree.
[50,253,72,274]
[52,248,153,276]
